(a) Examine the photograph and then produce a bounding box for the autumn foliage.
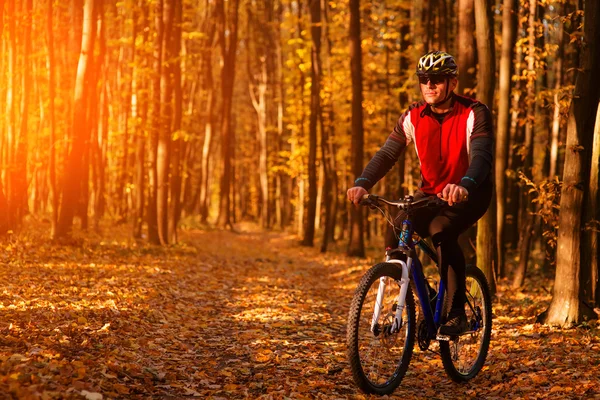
[0,225,598,398]
[0,0,599,396]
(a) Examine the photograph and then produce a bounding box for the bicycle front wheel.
[346,263,416,395]
[440,264,492,382]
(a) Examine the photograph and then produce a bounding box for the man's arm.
[460,103,494,193]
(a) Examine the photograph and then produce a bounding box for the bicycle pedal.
[436,334,451,341]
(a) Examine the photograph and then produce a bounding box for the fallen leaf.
[81,391,103,400]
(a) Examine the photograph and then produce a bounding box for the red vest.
[396,95,482,195]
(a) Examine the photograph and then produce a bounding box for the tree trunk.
[156,0,175,245]
[168,0,183,243]
[505,43,524,250]
[495,0,517,277]
[13,0,33,227]
[116,17,132,221]
[92,11,108,230]
[320,0,338,252]
[0,1,7,234]
[0,0,9,231]
[6,0,17,229]
[549,19,565,180]
[457,0,476,94]
[216,0,241,229]
[122,3,138,221]
[79,1,104,232]
[274,0,287,229]
[474,0,497,293]
[512,0,537,288]
[199,96,214,222]
[0,0,7,233]
[348,0,365,257]
[541,0,600,327]
[455,0,478,263]
[425,1,433,50]
[55,0,96,239]
[148,0,163,244]
[94,80,109,228]
[133,0,149,239]
[198,10,218,223]
[46,0,59,236]
[582,102,600,307]
[302,0,322,246]
[247,5,270,229]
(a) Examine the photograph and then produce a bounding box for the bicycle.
[346,194,492,395]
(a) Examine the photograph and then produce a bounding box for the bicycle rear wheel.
[347,263,416,395]
[440,264,492,382]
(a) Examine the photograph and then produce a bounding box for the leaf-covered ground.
[0,224,599,399]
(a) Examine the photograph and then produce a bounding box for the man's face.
[419,75,458,105]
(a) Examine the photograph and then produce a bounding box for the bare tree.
[133,0,149,239]
[512,0,537,288]
[302,0,322,246]
[495,0,518,277]
[147,0,164,244]
[13,0,33,226]
[541,0,600,326]
[348,0,365,257]
[583,103,600,307]
[197,2,218,223]
[55,0,97,238]
[474,0,497,293]
[247,2,271,229]
[216,0,241,229]
[320,0,338,252]
[168,0,183,242]
[5,0,17,229]
[46,0,59,236]
[457,0,476,93]
[156,0,175,244]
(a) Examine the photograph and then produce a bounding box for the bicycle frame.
[409,246,445,338]
[372,237,445,340]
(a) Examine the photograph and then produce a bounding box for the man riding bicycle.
[347,50,494,336]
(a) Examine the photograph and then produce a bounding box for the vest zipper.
[438,118,443,162]
[439,124,443,162]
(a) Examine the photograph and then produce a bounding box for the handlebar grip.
[358,194,370,206]
[358,193,378,207]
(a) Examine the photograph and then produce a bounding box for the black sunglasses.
[418,76,447,85]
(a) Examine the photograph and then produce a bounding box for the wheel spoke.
[439,266,492,382]
[347,263,415,394]
[360,279,404,384]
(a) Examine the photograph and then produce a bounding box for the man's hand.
[347,186,368,206]
[437,184,468,206]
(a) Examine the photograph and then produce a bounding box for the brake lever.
[428,196,447,207]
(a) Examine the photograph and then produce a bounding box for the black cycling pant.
[385,181,492,318]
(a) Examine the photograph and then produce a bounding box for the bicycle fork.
[370,259,410,334]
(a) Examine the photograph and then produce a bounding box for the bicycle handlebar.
[359,194,447,210]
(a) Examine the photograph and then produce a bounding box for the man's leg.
[428,218,469,335]
[430,184,492,335]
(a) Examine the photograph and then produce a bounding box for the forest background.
[0,0,599,329]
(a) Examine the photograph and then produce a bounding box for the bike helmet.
[416,50,458,77]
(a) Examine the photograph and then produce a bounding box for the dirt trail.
[184,228,600,399]
[0,227,598,399]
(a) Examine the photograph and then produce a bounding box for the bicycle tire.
[346,263,416,395]
[439,264,492,382]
